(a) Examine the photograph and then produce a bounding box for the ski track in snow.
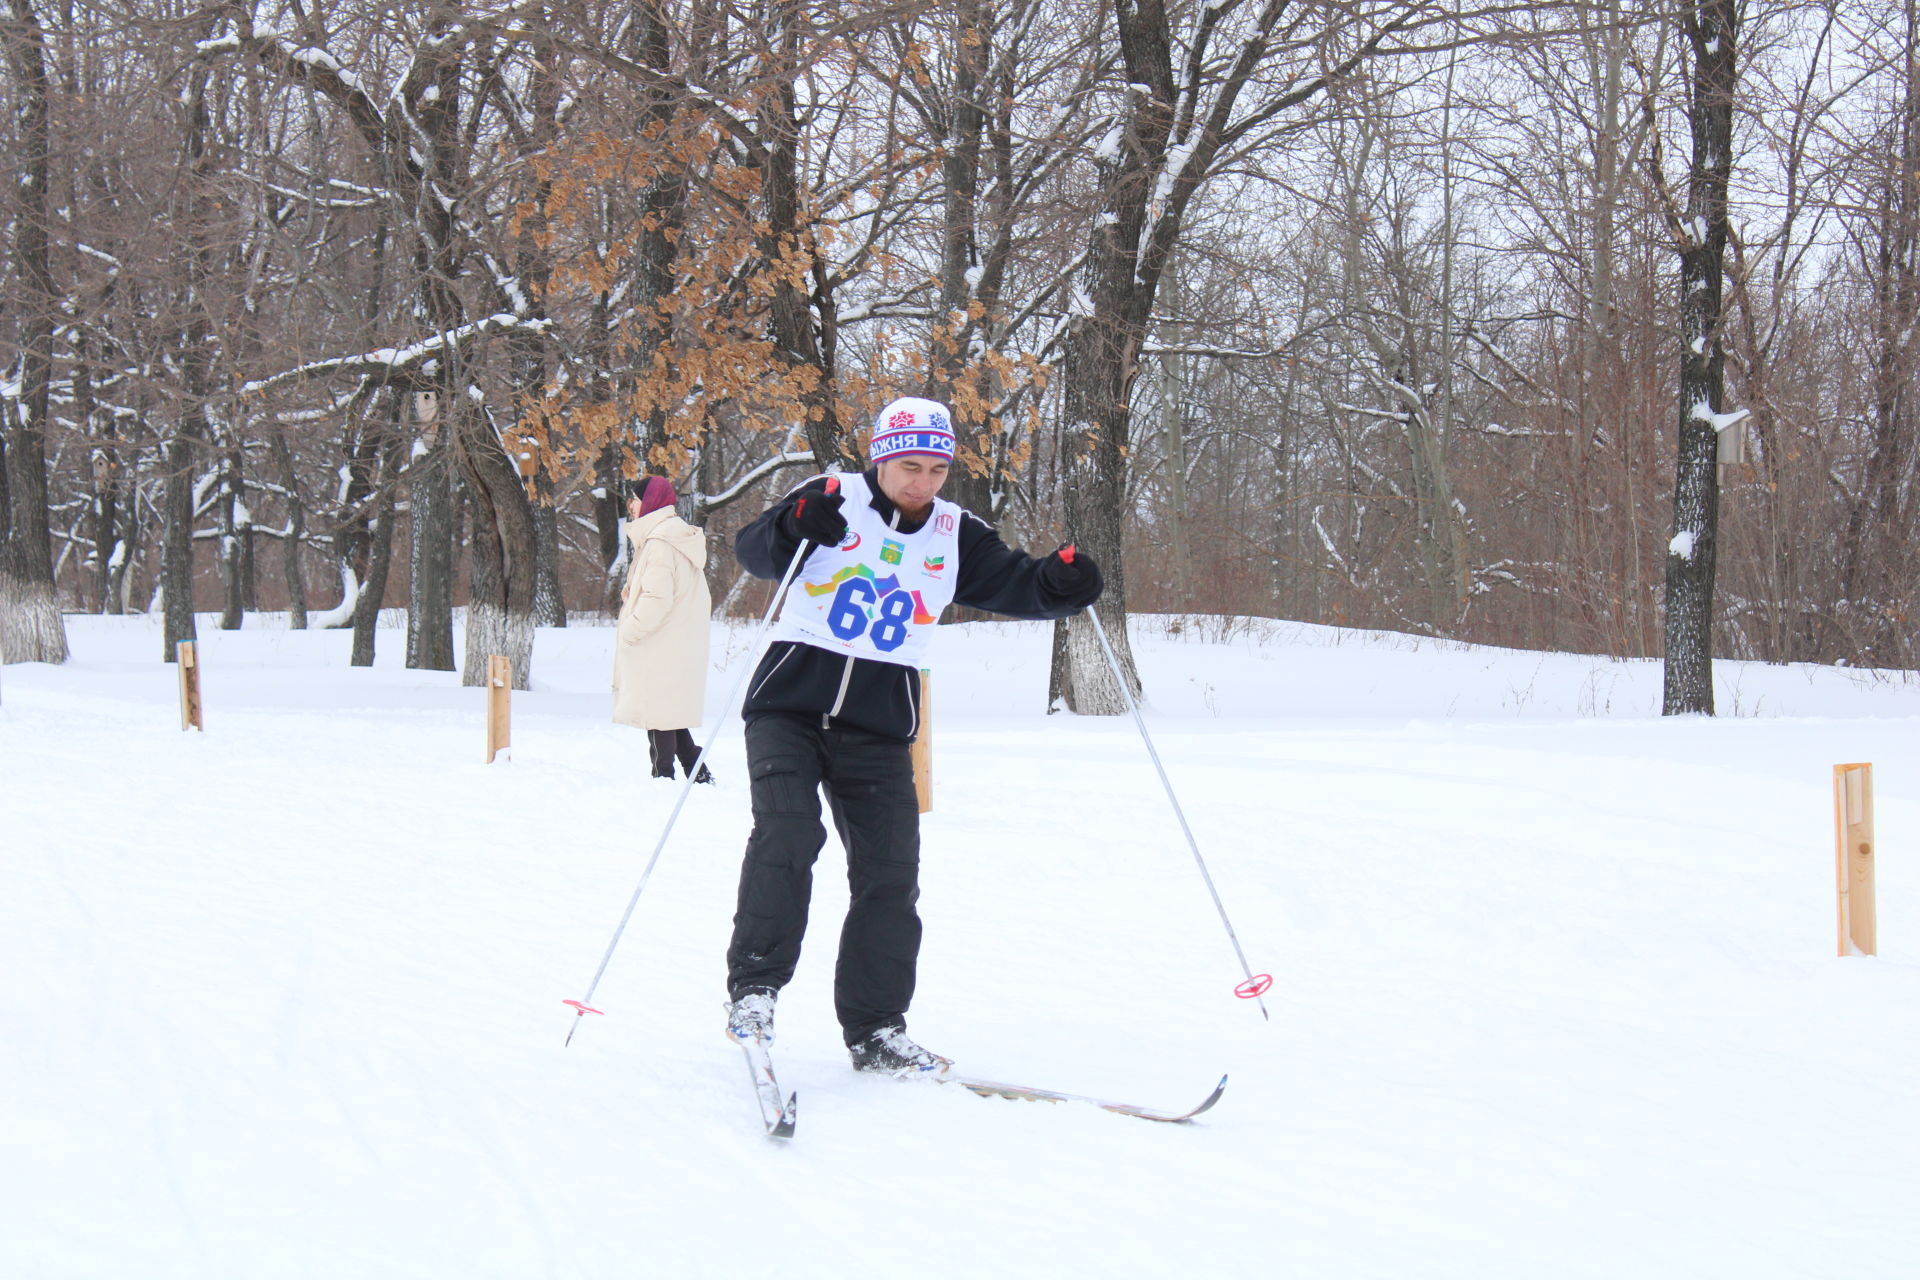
[3,615,1918,1278]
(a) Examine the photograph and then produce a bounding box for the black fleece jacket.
[736,469,1102,742]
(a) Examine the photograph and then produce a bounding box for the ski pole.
[565,480,835,1045]
[1068,548,1272,1021]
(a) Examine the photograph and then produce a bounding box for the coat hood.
[627,507,707,569]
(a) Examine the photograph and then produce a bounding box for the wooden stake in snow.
[177,641,203,731]
[1834,763,1875,956]
[486,654,511,763]
[911,669,932,814]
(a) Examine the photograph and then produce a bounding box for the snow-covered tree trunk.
[0,0,68,665]
[75,347,117,617]
[350,406,403,668]
[462,430,537,691]
[515,31,564,631]
[406,409,456,671]
[159,421,200,662]
[160,37,231,665]
[593,440,625,615]
[331,420,379,634]
[399,11,468,675]
[1059,260,1142,714]
[531,502,565,629]
[1661,0,1739,716]
[1404,391,1467,629]
[0,478,67,665]
[273,434,307,629]
[1054,8,1174,715]
[217,442,247,630]
[87,464,122,618]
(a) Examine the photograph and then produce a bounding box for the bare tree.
[226,4,553,686]
[0,0,69,664]
[1054,0,1417,712]
[156,20,227,664]
[894,0,1104,523]
[1827,0,1920,668]
[8,0,1919,688]
[1647,0,1741,714]
[1320,72,1471,632]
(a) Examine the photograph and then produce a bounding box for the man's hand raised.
[786,481,847,547]
[1039,543,1103,606]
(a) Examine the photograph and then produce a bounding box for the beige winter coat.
[612,508,711,730]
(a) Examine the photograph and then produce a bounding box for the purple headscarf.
[636,475,677,517]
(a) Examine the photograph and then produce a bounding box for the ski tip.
[1188,1075,1228,1119]
[769,1093,798,1139]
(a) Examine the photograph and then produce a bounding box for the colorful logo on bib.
[801,564,873,598]
[838,530,861,550]
[923,555,946,576]
[880,539,905,565]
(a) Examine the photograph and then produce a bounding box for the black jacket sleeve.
[735,475,835,579]
[951,513,1103,619]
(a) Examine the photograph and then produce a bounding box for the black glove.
[786,484,847,547]
[1038,544,1102,606]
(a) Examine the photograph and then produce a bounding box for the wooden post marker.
[1834,763,1875,956]
[177,641,203,731]
[486,654,512,763]
[911,668,932,814]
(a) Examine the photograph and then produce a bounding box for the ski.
[943,1072,1228,1124]
[737,1040,797,1138]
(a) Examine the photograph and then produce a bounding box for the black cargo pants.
[725,711,923,1046]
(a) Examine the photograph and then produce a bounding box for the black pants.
[725,713,922,1045]
[648,728,702,779]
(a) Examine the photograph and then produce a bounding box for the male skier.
[724,396,1104,1075]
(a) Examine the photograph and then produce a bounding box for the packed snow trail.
[3,615,1918,1278]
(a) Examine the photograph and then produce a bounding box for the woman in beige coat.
[613,476,714,782]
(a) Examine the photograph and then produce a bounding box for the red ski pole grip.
[1060,543,1075,564]
[824,476,840,495]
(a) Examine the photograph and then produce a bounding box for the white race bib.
[772,472,961,668]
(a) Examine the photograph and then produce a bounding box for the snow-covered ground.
[4,613,1917,1279]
